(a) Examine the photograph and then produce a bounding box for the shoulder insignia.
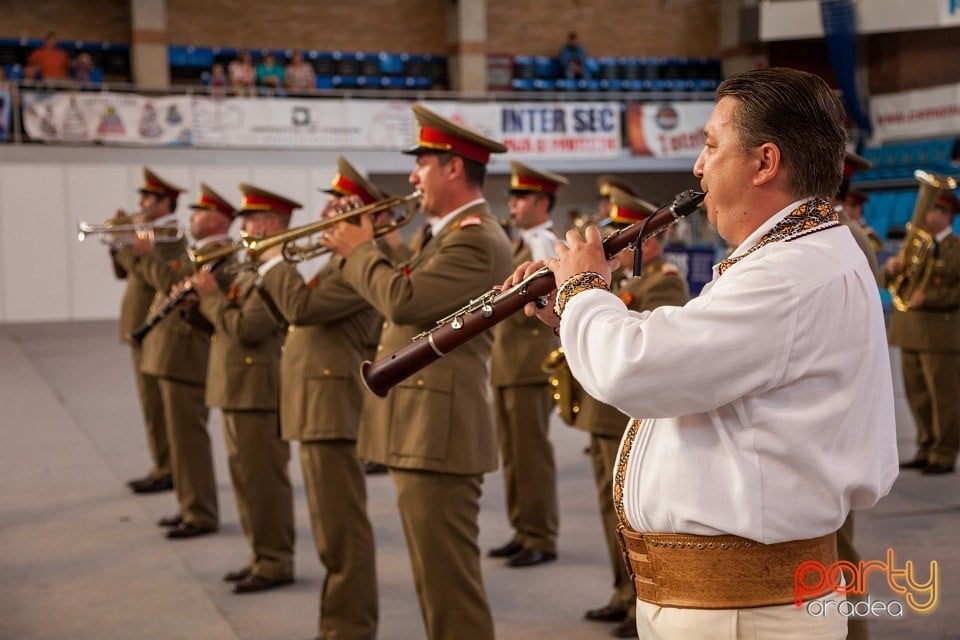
[458,214,482,229]
[619,292,635,306]
[401,265,412,277]
[167,259,182,272]
[227,284,240,301]
[306,276,319,289]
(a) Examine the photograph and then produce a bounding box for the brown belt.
[617,526,838,609]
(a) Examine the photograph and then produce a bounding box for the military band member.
[576,188,689,638]
[189,184,297,590]
[114,178,226,539]
[321,104,513,640]
[488,161,567,568]
[834,151,879,278]
[845,188,882,252]
[885,190,960,476]
[254,159,399,637]
[116,167,180,494]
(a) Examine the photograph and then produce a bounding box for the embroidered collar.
[717,198,837,276]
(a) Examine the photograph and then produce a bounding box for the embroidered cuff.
[554,271,609,318]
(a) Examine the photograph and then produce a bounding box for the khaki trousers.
[391,469,493,640]
[300,440,377,640]
[223,410,294,580]
[158,378,217,529]
[494,384,558,553]
[635,592,848,640]
[591,433,635,613]
[130,345,170,478]
[902,350,960,466]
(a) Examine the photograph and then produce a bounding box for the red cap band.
[331,174,376,204]
[418,125,491,165]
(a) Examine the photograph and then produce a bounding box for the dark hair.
[716,67,846,200]
[437,151,487,188]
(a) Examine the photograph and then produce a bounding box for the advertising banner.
[191,97,417,149]
[870,83,960,143]
[21,91,191,145]
[625,102,713,158]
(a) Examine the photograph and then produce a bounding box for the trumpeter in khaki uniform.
[114,168,181,493]
[488,161,567,567]
[322,104,513,640]
[255,158,405,637]
[570,187,689,638]
[114,175,224,539]
[190,184,297,590]
[885,189,960,475]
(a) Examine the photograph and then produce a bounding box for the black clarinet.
[128,256,227,345]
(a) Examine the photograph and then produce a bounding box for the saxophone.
[888,170,958,312]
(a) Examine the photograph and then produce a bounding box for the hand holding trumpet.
[318,194,377,259]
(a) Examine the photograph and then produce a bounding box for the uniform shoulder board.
[458,214,482,229]
[619,292,635,306]
[306,276,320,289]
[227,284,240,301]
[660,262,681,276]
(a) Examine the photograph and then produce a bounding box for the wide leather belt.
[617,526,838,609]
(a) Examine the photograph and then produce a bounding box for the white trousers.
[634,592,847,640]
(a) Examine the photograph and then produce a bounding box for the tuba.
[541,347,582,426]
[887,170,958,312]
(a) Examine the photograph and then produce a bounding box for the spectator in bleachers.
[284,50,315,94]
[228,51,256,97]
[71,52,98,83]
[25,32,70,81]
[256,52,285,95]
[558,32,589,81]
[208,62,228,98]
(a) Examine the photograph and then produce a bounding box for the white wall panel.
[67,164,128,320]
[0,165,71,321]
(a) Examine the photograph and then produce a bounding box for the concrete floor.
[0,320,957,640]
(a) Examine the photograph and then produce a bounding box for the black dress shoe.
[611,616,638,638]
[165,522,217,539]
[129,474,174,494]
[223,567,252,582]
[488,540,523,558]
[899,457,928,470]
[584,604,629,623]
[232,573,294,594]
[507,548,556,567]
[362,460,388,475]
[922,463,955,475]
[156,514,182,528]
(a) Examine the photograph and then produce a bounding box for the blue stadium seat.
[314,75,333,90]
[332,74,358,89]
[534,56,557,80]
[379,52,404,76]
[511,78,535,91]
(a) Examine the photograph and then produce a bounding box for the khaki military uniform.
[113,241,181,481]
[341,202,512,640]
[886,233,960,468]
[573,257,688,615]
[490,238,560,555]
[838,209,879,278]
[115,239,218,530]
[199,267,294,582]
[258,258,381,639]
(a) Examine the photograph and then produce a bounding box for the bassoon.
[361,189,706,397]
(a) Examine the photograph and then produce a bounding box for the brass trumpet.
[242,191,421,263]
[77,212,184,244]
[189,241,246,270]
